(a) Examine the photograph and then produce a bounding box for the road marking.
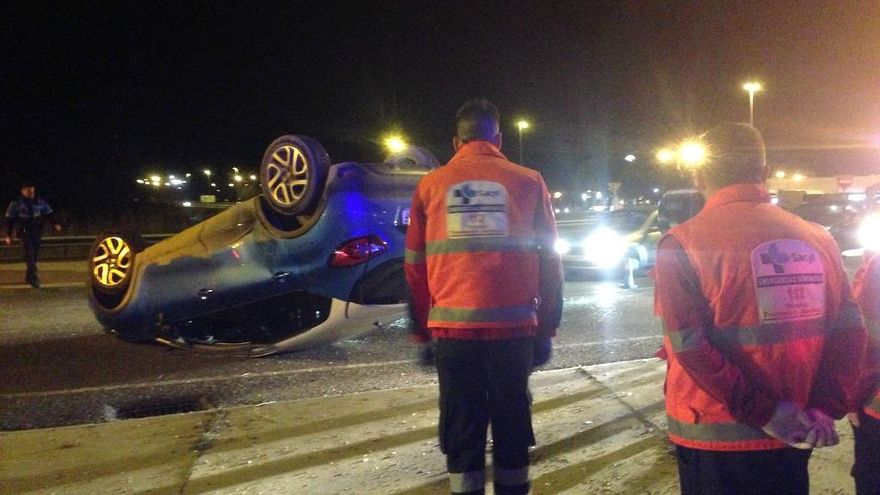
[0,336,663,399]
[0,282,85,290]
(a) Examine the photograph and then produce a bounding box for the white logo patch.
[751,239,826,323]
[446,181,509,238]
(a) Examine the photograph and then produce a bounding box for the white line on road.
[0,282,85,290]
[0,335,662,399]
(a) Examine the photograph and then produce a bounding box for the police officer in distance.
[405,99,563,495]
[4,183,62,288]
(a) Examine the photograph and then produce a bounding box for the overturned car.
[88,135,437,356]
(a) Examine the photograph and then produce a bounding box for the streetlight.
[742,81,763,126]
[516,120,530,164]
[203,169,212,177]
[775,170,786,179]
[679,140,706,168]
[624,154,636,162]
[655,148,675,165]
[383,135,407,154]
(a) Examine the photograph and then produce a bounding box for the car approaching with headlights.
[87,135,437,356]
[555,209,661,277]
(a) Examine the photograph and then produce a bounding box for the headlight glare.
[582,228,629,268]
[554,238,572,255]
[859,214,880,252]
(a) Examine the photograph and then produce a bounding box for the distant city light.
[150,175,161,182]
[596,191,603,199]
[563,207,570,213]
[185,173,192,178]
[653,188,660,194]
[136,179,144,184]
[581,193,588,201]
[168,175,176,180]
[775,170,786,179]
[249,174,257,181]
[384,135,407,153]
[553,191,563,199]
[232,166,240,173]
[182,201,192,207]
[624,154,636,162]
[210,182,216,187]
[516,120,530,131]
[793,173,805,182]
[203,169,212,176]
[234,175,243,182]
[228,183,234,187]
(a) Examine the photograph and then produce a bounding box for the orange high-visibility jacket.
[404,141,562,341]
[655,183,866,451]
[852,252,880,419]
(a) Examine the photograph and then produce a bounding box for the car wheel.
[260,135,330,216]
[89,232,143,295]
[385,145,439,171]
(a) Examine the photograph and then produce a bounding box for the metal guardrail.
[0,234,172,262]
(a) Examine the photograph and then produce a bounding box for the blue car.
[88,135,437,356]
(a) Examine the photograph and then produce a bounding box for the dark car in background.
[88,135,438,356]
[791,200,864,252]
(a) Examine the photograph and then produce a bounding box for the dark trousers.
[853,410,880,495]
[436,337,535,495]
[676,445,812,495]
[21,232,41,284]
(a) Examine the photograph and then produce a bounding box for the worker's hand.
[848,411,862,428]
[761,401,815,449]
[533,336,553,367]
[416,341,436,367]
[53,224,62,232]
[803,408,839,448]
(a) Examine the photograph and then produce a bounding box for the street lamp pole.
[742,81,763,126]
[516,120,529,164]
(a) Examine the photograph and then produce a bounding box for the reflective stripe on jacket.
[404,141,562,341]
[852,252,880,419]
[655,183,866,451]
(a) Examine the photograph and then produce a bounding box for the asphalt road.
[0,275,663,430]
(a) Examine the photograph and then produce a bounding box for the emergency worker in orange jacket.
[654,123,866,494]
[405,99,563,495]
[850,247,880,494]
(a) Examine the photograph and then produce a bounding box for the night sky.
[3,1,880,214]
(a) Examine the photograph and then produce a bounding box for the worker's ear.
[492,132,502,149]
[452,136,464,152]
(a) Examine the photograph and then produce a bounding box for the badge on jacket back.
[751,239,826,323]
[446,181,509,238]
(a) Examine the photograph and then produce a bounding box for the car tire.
[88,231,144,295]
[260,135,330,216]
[384,145,439,171]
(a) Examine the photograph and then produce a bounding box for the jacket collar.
[703,183,771,211]
[451,140,508,162]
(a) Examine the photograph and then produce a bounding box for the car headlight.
[583,228,629,268]
[859,214,880,252]
[554,238,572,255]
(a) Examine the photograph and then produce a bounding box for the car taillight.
[329,236,388,267]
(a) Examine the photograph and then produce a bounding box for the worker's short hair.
[700,123,767,188]
[455,99,500,143]
[20,182,35,189]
